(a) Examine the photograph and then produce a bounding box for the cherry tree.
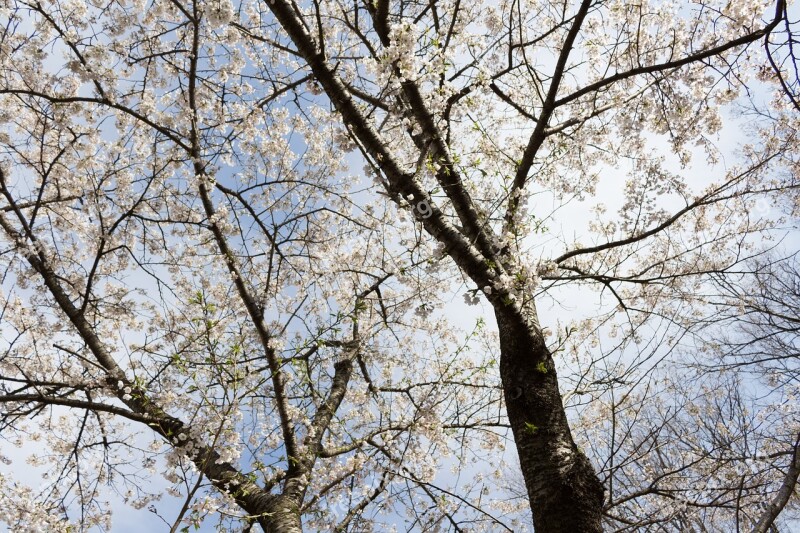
[253,0,799,529]
[0,0,508,529]
[0,0,798,531]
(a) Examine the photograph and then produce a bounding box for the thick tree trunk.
[259,498,302,533]
[496,310,604,532]
[248,493,303,533]
[198,456,302,533]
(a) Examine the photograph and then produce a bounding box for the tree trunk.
[250,493,303,533]
[496,310,604,532]
[751,433,800,533]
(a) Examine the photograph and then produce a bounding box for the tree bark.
[751,433,800,533]
[496,310,604,532]
[253,494,303,533]
[200,457,303,533]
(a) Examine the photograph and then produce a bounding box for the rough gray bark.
[496,310,604,532]
[751,433,800,533]
[192,452,301,532]
[249,494,303,533]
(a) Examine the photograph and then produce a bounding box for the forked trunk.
[496,310,604,532]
